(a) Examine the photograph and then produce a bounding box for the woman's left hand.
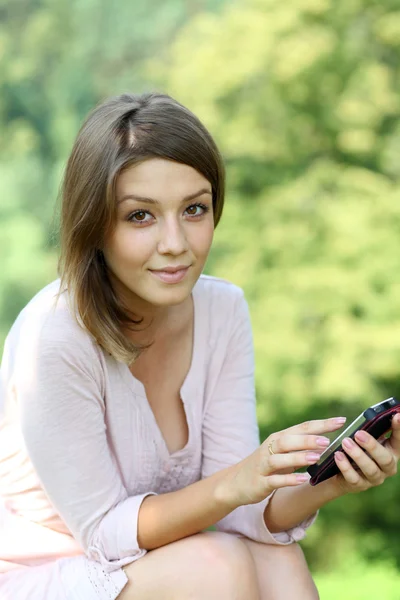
[331,413,400,494]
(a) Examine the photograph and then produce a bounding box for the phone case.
[308,403,400,486]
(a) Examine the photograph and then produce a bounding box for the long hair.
[58,92,226,364]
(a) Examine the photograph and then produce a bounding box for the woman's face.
[103,158,214,317]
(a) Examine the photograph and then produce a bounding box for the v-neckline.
[118,281,200,459]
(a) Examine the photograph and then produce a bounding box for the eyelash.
[127,202,210,225]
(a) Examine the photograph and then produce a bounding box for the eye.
[185,203,209,217]
[126,202,210,225]
[127,210,150,224]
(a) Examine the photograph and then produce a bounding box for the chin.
[150,285,191,299]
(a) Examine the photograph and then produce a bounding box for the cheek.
[109,228,155,263]
[193,222,214,253]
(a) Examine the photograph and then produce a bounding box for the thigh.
[240,539,319,600]
[117,530,260,600]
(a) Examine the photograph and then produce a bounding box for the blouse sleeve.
[17,325,157,573]
[201,288,317,545]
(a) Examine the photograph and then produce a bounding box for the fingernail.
[342,438,354,449]
[317,437,330,447]
[296,474,309,482]
[306,453,321,463]
[355,430,368,442]
[335,417,347,425]
[335,451,345,461]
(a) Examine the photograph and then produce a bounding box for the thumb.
[387,413,400,458]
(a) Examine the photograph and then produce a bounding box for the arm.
[17,325,156,573]
[200,287,318,545]
[137,468,233,549]
[137,285,316,549]
[264,477,343,533]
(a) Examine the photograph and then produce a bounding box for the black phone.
[307,397,400,486]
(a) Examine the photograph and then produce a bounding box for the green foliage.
[157,0,400,177]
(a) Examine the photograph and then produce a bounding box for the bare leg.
[241,538,320,600]
[117,531,260,600]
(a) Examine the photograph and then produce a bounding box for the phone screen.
[316,412,366,465]
[315,398,397,466]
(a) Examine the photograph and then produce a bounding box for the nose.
[157,215,189,256]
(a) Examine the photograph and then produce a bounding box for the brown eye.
[185,203,209,217]
[127,210,150,223]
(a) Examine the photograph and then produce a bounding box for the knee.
[193,531,259,596]
[119,531,259,600]
[242,538,319,600]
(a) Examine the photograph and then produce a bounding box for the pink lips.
[149,267,189,284]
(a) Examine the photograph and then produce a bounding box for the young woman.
[0,92,398,600]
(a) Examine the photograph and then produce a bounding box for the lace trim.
[85,558,120,600]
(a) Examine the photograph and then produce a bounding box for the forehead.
[116,158,211,198]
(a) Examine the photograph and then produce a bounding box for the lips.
[149,266,190,284]
[151,266,190,273]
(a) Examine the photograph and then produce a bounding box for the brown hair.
[58,92,226,364]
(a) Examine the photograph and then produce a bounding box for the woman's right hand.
[220,417,347,509]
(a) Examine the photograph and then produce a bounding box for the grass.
[314,556,400,599]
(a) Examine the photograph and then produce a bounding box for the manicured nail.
[355,430,368,442]
[317,437,330,447]
[342,438,354,450]
[335,451,345,461]
[335,417,347,424]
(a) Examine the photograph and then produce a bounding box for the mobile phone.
[307,397,400,486]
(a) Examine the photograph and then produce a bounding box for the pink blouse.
[0,274,316,581]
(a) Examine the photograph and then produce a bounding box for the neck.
[125,294,193,347]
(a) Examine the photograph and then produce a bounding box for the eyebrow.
[118,188,212,206]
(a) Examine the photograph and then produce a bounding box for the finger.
[354,430,397,476]
[263,472,311,494]
[341,437,384,484]
[281,417,347,437]
[262,450,322,475]
[334,451,363,486]
[266,434,331,454]
[275,467,296,475]
[386,413,400,459]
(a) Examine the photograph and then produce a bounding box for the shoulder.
[3,280,102,375]
[196,273,246,308]
[195,274,250,339]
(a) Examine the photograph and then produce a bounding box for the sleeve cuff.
[88,492,157,573]
[215,490,318,546]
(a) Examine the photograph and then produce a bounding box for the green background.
[1,0,400,596]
